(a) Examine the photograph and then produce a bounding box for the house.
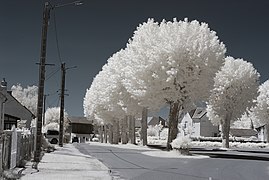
[180,107,219,137]
[256,124,268,142]
[0,79,35,130]
[67,116,94,142]
[229,128,258,139]
[135,116,166,128]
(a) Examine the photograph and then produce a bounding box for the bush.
[171,135,192,149]
[147,125,158,137]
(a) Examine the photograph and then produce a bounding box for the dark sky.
[0,0,268,116]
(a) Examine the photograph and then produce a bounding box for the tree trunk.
[128,115,136,144]
[104,124,108,143]
[141,107,148,146]
[167,102,180,150]
[99,125,104,143]
[112,120,119,144]
[121,116,128,144]
[108,124,113,144]
[222,114,231,148]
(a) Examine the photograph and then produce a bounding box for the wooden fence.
[1,127,34,172]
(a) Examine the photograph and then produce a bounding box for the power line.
[52,10,63,65]
[46,66,61,81]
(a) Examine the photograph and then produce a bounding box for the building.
[135,116,166,128]
[0,79,35,130]
[230,128,258,139]
[67,116,94,142]
[180,107,219,137]
[256,124,268,142]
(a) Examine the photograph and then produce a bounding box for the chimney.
[0,78,7,91]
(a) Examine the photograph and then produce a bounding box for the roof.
[6,91,36,118]
[135,116,166,127]
[68,117,93,124]
[230,128,258,137]
[191,107,207,119]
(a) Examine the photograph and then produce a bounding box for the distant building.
[180,107,219,137]
[67,116,94,142]
[135,116,166,128]
[230,128,258,139]
[256,124,268,142]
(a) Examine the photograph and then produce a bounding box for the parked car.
[72,136,79,143]
[45,130,59,144]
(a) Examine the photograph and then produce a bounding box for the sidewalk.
[20,143,112,180]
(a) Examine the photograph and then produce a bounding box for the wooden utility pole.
[59,63,66,147]
[34,2,51,163]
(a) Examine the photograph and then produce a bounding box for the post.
[59,63,66,147]
[34,2,51,163]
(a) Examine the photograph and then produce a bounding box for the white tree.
[84,50,142,144]
[232,111,254,129]
[84,18,226,149]
[44,107,68,131]
[11,84,38,115]
[122,18,226,149]
[207,57,260,148]
[252,80,269,140]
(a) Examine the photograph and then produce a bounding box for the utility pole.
[59,63,77,147]
[59,63,66,147]
[34,2,51,163]
[34,0,82,162]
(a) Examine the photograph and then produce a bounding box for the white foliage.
[44,122,59,132]
[147,125,159,137]
[207,57,260,125]
[84,18,226,127]
[84,50,142,124]
[252,80,269,127]
[44,107,68,129]
[232,112,253,129]
[171,135,192,149]
[11,84,38,115]
[122,18,226,111]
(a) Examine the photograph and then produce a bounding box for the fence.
[1,127,34,172]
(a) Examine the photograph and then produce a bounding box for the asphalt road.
[75,143,269,180]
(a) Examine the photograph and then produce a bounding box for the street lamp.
[34,1,83,165]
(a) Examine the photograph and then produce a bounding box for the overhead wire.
[52,10,63,65]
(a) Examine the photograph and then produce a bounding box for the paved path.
[20,144,111,180]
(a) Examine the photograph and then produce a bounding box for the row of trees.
[84,18,229,149]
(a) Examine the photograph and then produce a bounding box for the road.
[74,143,269,180]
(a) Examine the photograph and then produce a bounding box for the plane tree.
[122,18,226,149]
[207,57,260,148]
